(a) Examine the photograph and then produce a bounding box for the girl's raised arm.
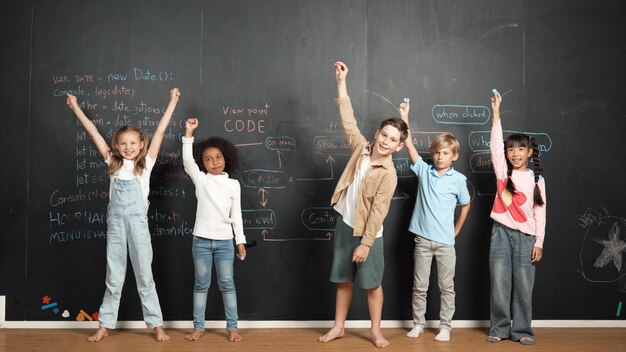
[491,90,502,123]
[66,94,110,160]
[148,88,180,160]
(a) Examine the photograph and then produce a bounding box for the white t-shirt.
[333,155,383,238]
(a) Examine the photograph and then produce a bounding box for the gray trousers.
[411,235,456,330]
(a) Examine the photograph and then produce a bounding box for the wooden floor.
[1,327,625,352]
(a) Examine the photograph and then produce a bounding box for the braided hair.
[504,133,544,206]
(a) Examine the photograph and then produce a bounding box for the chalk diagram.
[235,89,425,242]
[578,207,626,292]
[237,135,338,242]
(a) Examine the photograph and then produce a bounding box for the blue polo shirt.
[408,157,470,245]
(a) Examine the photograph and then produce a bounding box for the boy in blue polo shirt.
[399,101,471,342]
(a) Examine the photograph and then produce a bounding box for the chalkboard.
[1,0,625,324]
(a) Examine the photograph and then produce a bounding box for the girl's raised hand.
[334,61,348,82]
[170,88,181,103]
[185,118,199,131]
[491,90,502,115]
[66,93,79,110]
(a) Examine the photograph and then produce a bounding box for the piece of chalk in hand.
[492,89,498,95]
[403,98,410,103]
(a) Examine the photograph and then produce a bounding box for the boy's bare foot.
[372,332,390,348]
[87,327,109,342]
[318,326,345,343]
[185,329,204,341]
[154,326,170,342]
[228,330,243,342]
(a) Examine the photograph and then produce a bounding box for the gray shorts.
[329,216,384,289]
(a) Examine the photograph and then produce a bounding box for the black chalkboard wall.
[1,0,625,324]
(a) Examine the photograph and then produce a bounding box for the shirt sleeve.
[410,156,427,176]
[532,177,547,248]
[182,136,200,183]
[144,154,156,174]
[490,119,508,180]
[457,175,471,205]
[335,96,368,152]
[231,180,246,245]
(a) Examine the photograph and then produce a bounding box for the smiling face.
[114,130,144,160]
[506,145,533,171]
[202,147,226,175]
[504,134,534,171]
[372,125,404,159]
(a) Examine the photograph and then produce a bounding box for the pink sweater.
[490,120,547,248]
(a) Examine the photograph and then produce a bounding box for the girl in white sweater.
[182,118,247,342]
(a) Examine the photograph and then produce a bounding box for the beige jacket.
[330,97,398,247]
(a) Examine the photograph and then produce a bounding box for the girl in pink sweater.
[487,91,546,346]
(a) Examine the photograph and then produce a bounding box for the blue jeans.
[489,222,535,341]
[98,178,164,329]
[411,235,456,330]
[192,236,239,331]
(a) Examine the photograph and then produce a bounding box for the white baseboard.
[0,296,5,327]
[1,319,625,329]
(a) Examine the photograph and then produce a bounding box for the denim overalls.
[97,177,164,329]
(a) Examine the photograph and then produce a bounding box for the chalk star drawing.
[593,222,626,271]
[578,207,626,284]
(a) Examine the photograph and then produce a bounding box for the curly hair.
[504,133,544,206]
[193,137,240,175]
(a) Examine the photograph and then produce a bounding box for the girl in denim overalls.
[66,88,180,342]
[182,118,247,343]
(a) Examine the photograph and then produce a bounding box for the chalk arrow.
[277,150,285,168]
[258,187,269,207]
[292,154,337,181]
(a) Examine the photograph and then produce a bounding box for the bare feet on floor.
[185,329,204,341]
[228,330,243,342]
[372,331,390,348]
[154,326,170,342]
[87,327,109,342]
[318,326,345,343]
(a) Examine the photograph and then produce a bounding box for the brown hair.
[378,117,409,142]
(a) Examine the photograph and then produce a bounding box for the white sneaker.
[434,329,450,341]
[406,326,423,338]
